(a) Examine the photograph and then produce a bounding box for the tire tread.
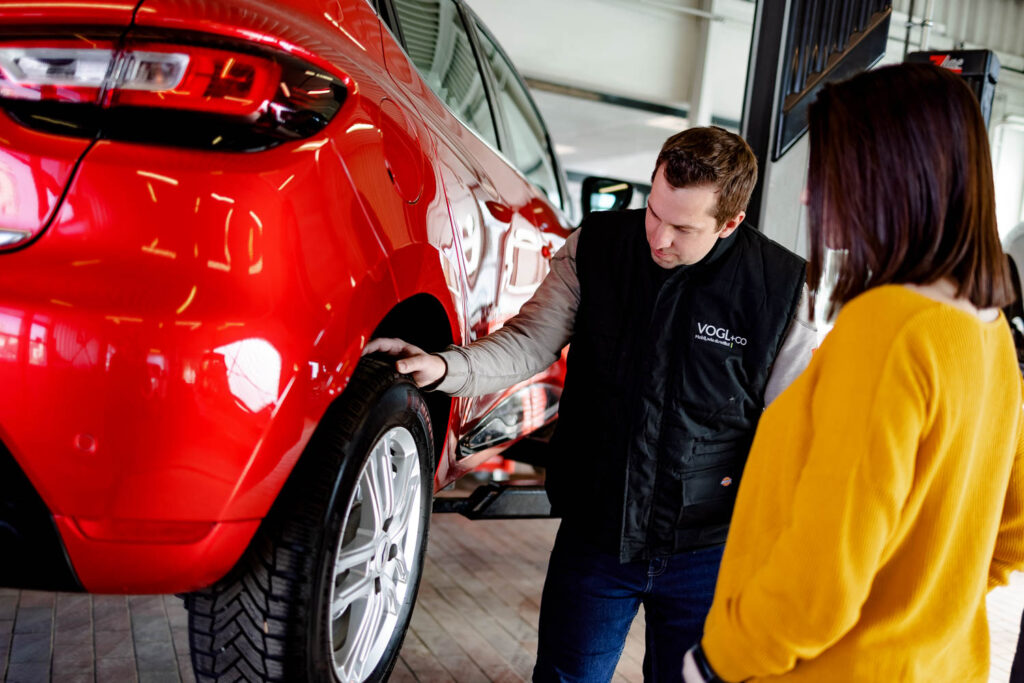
[186,358,427,682]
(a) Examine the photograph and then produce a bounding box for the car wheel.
[185,357,433,682]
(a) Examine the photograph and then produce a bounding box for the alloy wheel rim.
[328,426,423,682]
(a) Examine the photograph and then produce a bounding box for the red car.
[0,0,572,679]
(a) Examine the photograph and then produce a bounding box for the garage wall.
[465,0,699,105]
[698,0,757,125]
[465,0,754,124]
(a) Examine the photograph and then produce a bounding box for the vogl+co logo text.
[695,322,747,349]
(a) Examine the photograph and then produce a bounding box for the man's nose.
[653,223,673,249]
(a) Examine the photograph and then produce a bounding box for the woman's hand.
[362,337,447,388]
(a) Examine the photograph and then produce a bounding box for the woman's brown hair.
[806,62,1013,318]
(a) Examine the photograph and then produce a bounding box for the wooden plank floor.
[396,513,1024,683]
[2,513,1022,681]
[392,514,646,683]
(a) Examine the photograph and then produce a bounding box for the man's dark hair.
[654,126,758,227]
[806,63,1013,317]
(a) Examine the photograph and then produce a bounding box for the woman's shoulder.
[840,284,932,315]
[839,285,1002,333]
[825,285,1011,375]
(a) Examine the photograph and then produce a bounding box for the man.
[366,127,815,681]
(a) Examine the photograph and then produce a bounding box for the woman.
[682,62,1024,681]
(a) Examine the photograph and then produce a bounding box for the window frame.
[465,8,568,212]
[378,0,568,213]
[379,0,503,153]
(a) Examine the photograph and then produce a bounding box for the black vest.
[548,209,806,561]
[1004,256,1024,376]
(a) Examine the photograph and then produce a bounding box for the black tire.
[185,357,433,682]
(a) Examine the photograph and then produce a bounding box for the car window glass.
[474,25,561,208]
[390,0,498,148]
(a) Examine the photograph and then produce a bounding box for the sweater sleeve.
[433,229,579,396]
[989,381,1024,589]
[701,324,928,681]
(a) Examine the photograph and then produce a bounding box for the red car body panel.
[0,1,137,25]
[0,118,89,240]
[0,0,569,593]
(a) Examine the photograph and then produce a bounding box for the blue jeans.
[1012,608,1024,682]
[533,524,725,683]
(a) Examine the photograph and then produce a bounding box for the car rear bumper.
[0,441,82,592]
[53,515,261,594]
[1,436,262,593]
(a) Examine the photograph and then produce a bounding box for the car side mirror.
[580,176,634,217]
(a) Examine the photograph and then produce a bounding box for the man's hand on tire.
[362,337,447,388]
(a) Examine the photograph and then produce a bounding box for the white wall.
[994,123,1024,238]
[465,0,753,123]
[467,0,698,104]
[701,0,755,125]
[759,135,808,256]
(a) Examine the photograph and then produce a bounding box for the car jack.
[433,482,555,519]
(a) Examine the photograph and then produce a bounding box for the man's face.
[644,164,744,269]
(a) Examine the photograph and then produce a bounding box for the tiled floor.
[1,514,1022,682]
[0,590,191,683]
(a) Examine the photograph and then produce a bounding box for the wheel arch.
[369,292,454,465]
[208,245,461,573]
[213,290,454,580]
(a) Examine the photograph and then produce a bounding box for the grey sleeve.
[764,285,816,405]
[433,230,581,397]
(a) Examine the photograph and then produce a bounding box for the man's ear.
[717,212,745,238]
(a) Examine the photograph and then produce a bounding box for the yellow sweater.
[702,285,1024,682]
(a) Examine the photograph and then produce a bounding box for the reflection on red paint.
[29,320,47,367]
[0,0,572,599]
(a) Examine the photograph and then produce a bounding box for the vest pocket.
[678,456,744,528]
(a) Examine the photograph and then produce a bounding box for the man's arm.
[435,229,580,395]
[364,229,581,397]
[764,285,815,405]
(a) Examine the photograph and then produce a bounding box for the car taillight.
[0,31,348,151]
[108,44,281,116]
[0,45,115,102]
